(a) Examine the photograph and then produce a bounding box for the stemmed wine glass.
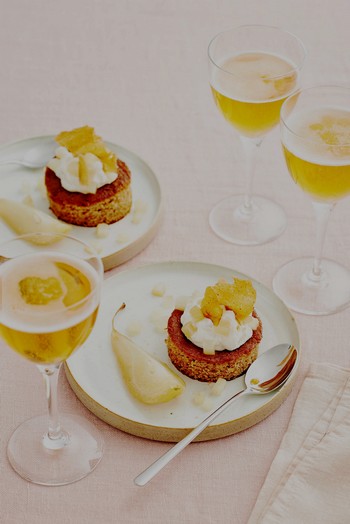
[0,232,104,485]
[208,25,306,245]
[273,85,350,315]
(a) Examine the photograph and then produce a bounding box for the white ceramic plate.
[65,261,300,442]
[0,136,162,270]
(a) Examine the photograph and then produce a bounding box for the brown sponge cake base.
[167,309,262,382]
[45,158,132,227]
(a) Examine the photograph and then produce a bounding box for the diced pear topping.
[209,378,227,396]
[55,126,117,173]
[175,295,190,311]
[189,305,204,322]
[19,276,63,305]
[182,321,197,340]
[214,278,256,322]
[202,341,216,355]
[200,277,256,324]
[201,286,223,326]
[151,282,166,297]
[215,317,231,337]
[56,126,97,150]
[78,155,90,185]
[95,223,109,239]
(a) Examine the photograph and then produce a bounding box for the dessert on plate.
[166,277,262,382]
[45,126,132,227]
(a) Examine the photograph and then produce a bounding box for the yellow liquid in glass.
[0,254,99,364]
[0,309,98,364]
[211,52,298,137]
[283,108,350,201]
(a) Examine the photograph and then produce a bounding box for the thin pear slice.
[112,304,185,404]
[0,198,72,243]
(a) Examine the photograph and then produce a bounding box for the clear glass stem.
[240,136,263,212]
[309,201,335,282]
[37,363,69,450]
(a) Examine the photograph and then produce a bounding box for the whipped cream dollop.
[181,292,259,353]
[47,146,118,194]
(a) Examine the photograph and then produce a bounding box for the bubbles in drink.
[282,107,350,200]
[212,52,298,103]
[210,52,298,137]
[283,107,350,165]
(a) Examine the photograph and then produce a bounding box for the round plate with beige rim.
[0,135,162,271]
[65,261,300,442]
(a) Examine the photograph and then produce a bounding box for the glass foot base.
[7,414,104,486]
[273,257,350,315]
[209,194,286,245]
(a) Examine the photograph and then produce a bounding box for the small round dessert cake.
[166,278,263,382]
[45,126,132,227]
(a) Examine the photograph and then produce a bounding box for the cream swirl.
[48,146,118,194]
[181,292,259,353]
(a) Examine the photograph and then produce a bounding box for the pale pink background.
[1,1,350,523]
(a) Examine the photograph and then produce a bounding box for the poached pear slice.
[112,304,185,405]
[0,198,72,242]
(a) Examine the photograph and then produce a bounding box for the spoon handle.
[0,160,23,166]
[134,387,247,486]
[0,159,40,169]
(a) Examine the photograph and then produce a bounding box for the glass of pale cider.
[273,86,350,315]
[0,233,104,485]
[208,25,305,245]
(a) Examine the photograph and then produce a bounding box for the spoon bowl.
[0,141,56,169]
[245,343,298,393]
[134,343,298,486]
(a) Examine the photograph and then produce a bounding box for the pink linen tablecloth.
[1,1,350,523]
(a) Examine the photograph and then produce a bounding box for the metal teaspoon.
[134,343,298,487]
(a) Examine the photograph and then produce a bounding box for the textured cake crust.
[167,309,262,382]
[45,158,132,227]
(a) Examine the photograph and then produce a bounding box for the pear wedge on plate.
[0,198,72,243]
[112,304,185,405]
